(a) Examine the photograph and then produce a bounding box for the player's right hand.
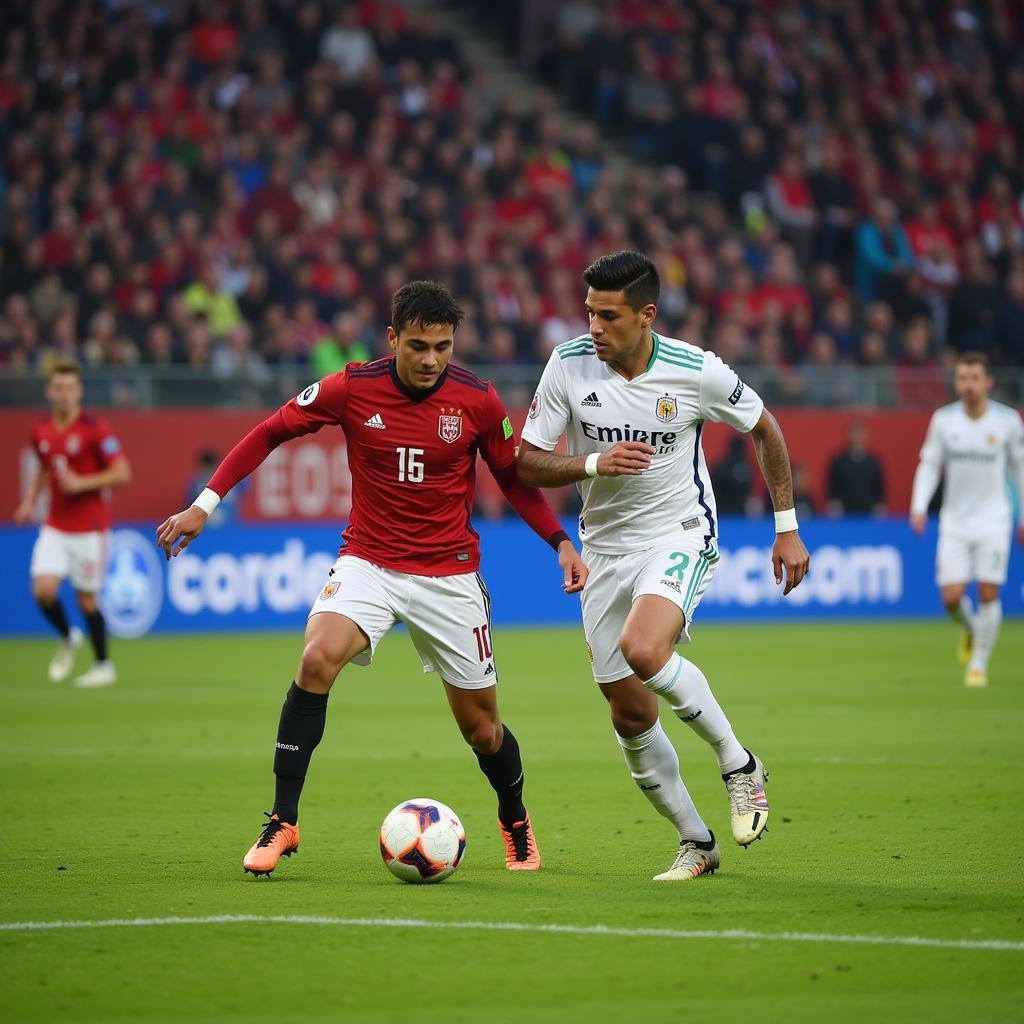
[909,512,926,535]
[597,441,656,476]
[156,505,208,560]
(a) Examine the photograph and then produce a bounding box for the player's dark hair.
[391,281,464,335]
[583,251,660,310]
[957,350,991,373]
[48,357,81,379]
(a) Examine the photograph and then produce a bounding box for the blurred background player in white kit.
[910,351,1024,687]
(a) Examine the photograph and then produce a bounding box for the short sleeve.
[278,372,349,436]
[698,351,764,432]
[520,353,570,451]
[92,418,124,466]
[476,384,517,471]
[918,411,945,466]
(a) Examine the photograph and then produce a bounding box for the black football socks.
[37,599,70,638]
[82,609,108,662]
[272,682,329,825]
[475,724,527,828]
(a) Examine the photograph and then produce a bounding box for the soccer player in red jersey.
[156,282,587,877]
[14,359,131,687]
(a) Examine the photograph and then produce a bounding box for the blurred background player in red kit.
[157,281,587,877]
[14,359,131,688]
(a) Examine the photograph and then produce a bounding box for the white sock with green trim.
[616,722,711,843]
[644,653,747,774]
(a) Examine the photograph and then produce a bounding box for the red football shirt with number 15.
[275,359,517,575]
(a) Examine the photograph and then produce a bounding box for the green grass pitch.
[2,620,1023,1023]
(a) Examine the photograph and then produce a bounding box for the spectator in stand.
[320,5,378,82]
[827,421,886,517]
[765,152,817,269]
[310,311,371,377]
[183,262,242,339]
[855,197,913,306]
[812,136,857,268]
[992,268,1024,366]
[947,241,999,353]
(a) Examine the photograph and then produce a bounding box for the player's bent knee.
[619,635,669,682]
[297,642,343,691]
[461,716,501,754]
[33,581,59,604]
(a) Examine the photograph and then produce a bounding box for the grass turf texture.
[2,621,1022,1023]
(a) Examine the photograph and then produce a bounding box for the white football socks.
[644,653,748,774]
[615,722,712,843]
[950,595,975,632]
[969,599,1002,672]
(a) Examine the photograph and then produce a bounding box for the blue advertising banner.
[1,519,1021,637]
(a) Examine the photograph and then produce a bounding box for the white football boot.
[653,834,720,881]
[73,661,117,688]
[723,751,769,846]
[48,626,84,683]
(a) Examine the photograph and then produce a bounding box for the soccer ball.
[379,798,466,884]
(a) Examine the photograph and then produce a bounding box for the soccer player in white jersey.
[518,251,810,881]
[910,351,1024,688]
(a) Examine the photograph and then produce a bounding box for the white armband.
[774,507,799,533]
[584,453,601,478]
[192,487,221,516]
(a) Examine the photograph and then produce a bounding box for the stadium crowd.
[1,0,1022,405]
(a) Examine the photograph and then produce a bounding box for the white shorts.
[936,527,1011,586]
[30,526,110,593]
[309,555,498,689]
[581,539,719,684]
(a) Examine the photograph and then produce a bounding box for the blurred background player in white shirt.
[910,351,1024,687]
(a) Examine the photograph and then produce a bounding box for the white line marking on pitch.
[0,915,1020,951]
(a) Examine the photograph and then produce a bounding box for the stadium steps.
[411,0,632,180]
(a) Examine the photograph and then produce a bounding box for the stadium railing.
[1,366,1022,409]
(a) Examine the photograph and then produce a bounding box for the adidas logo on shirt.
[581,391,602,407]
[364,413,386,429]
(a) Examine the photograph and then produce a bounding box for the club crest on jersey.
[438,406,463,444]
[656,395,678,422]
[66,434,80,455]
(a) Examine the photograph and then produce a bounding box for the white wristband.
[774,507,799,533]
[584,453,601,478]
[192,487,221,516]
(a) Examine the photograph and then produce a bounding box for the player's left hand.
[56,469,86,494]
[1017,524,1024,546]
[557,541,588,594]
[773,531,810,596]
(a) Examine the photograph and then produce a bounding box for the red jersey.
[31,412,124,532]
[246,360,521,575]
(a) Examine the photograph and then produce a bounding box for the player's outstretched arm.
[517,439,655,485]
[749,409,810,595]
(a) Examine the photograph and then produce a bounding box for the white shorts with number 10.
[581,539,720,684]
[310,555,498,690]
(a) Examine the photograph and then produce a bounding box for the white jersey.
[910,400,1024,535]
[521,332,764,554]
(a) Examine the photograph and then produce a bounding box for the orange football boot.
[243,813,299,877]
[499,813,542,870]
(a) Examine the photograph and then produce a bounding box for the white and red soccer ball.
[379,799,466,884]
